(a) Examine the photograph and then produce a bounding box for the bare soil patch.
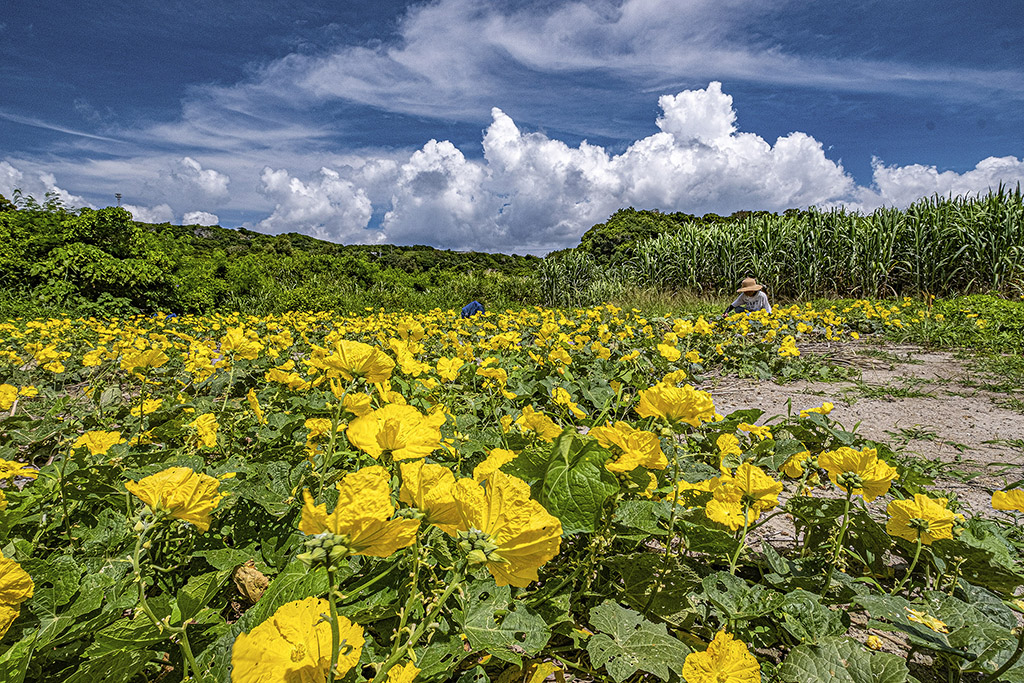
[704,341,1024,516]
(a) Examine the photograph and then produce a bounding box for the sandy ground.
[703,341,1024,517]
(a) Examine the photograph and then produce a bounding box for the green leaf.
[537,433,620,534]
[178,569,231,622]
[62,648,156,683]
[0,632,37,683]
[458,582,550,667]
[603,553,700,627]
[701,571,783,621]
[778,636,909,683]
[613,500,670,537]
[586,600,690,682]
[777,590,845,644]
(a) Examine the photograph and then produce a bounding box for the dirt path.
[703,341,1024,515]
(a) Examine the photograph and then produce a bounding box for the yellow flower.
[0,550,35,640]
[704,463,782,531]
[0,459,38,481]
[589,422,667,473]
[657,344,681,362]
[778,335,800,357]
[717,433,742,459]
[73,430,125,456]
[551,387,586,419]
[436,356,464,382]
[304,418,334,441]
[324,340,396,383]
[514,406,563,443]
[346,404,444,461]
[299,466,419,556]
[799,402,834,418]
[120,348,170,373]
[635,383,716,427]
[682,631,760,683]
[818,447,898,501]
[130,398,163,417]
[246,389,267,425]
[399,460,461,533]
[886,494,957,545]
[265,368,311,391]
[0,384,17,411]
[387,661,421,683]
[474,449,518,482]
[905,607,949,633]
[992,488,1024,513]
[685,350,703,364]
[668,478,716,508]
[661,370,688,386]
[189,413,219,449]
[781,450,813,479]
[125,467,224,532]
[230,596,364,683]
[220,326,263,360]
[866,635,883,651]
[451,471,562,587]
[342,392,373,417]
[737,423,772,441]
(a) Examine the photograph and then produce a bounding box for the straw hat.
[736,277,764,293]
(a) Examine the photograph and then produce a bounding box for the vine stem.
[131,523,202,678]
[327,565,342,683]
[891,536,924,595]
[728,500,751,575]
[822,489,853,593]
[978,626,1024,683]
[367,564,466,683]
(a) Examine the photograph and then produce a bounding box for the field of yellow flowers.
[0,301,1022,683]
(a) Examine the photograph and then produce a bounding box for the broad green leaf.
[537,433,619,534]
[702,571,783,621]
[62,647,156,683]
[777,590,845,644]
[778,636,908,683]
[178,569,231,622]
[613,500,670,536]
[586,600,690,682]
[603,553,700,627]
[459,582,550,667]
[0,632,36,683]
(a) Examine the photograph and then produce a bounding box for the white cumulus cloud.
[182,211,220,226]
[122,203,174,224]
[0,160,90,208]
[170,157,230,201]
[256,166,375,242]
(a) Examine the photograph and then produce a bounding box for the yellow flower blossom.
[474,449,518,482]
[992,488,1024,513]
[704,463,782,531]
[866,634,884,651]
[737,423,772,441]
[451,471,562,587]
[125,467,224,532]
[300,466,419,556]
[514,406,563,443]
[635,383,716,427]
[220,327,264,360]
[120,348,170,373]
[346,404,444,461]
[905,607,949,633]
[387,661,421,683]
[436,356,464,382]
[130,398,163,417]
[246,389,267,425]
[189,413,219,449]
[682,631,760,683]
[886,494,957,545]
[0,384,18,411]
[685,350,703,364]
[818,447,898,502]
[321,340,396,383]
[0,459,38,480]
[717,433,742,459]
[73,430,125,456]
[799,402,834,418]
[0,550,35,640]
[551,387,586,419]
[342,392,373,417]
[781,450,813,479]
[657,344,681,362]
[230,596,364,683]
[589,422,667,473]
[399,461,461,534]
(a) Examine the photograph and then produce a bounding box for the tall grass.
[542,187,1024,306]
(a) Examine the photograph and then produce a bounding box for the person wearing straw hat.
[724,277,772,316]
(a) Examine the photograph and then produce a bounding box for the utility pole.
[115,193,122,206]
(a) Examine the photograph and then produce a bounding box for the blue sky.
[1,0,1022,254]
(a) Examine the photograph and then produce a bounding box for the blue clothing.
[461,301,485,318]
